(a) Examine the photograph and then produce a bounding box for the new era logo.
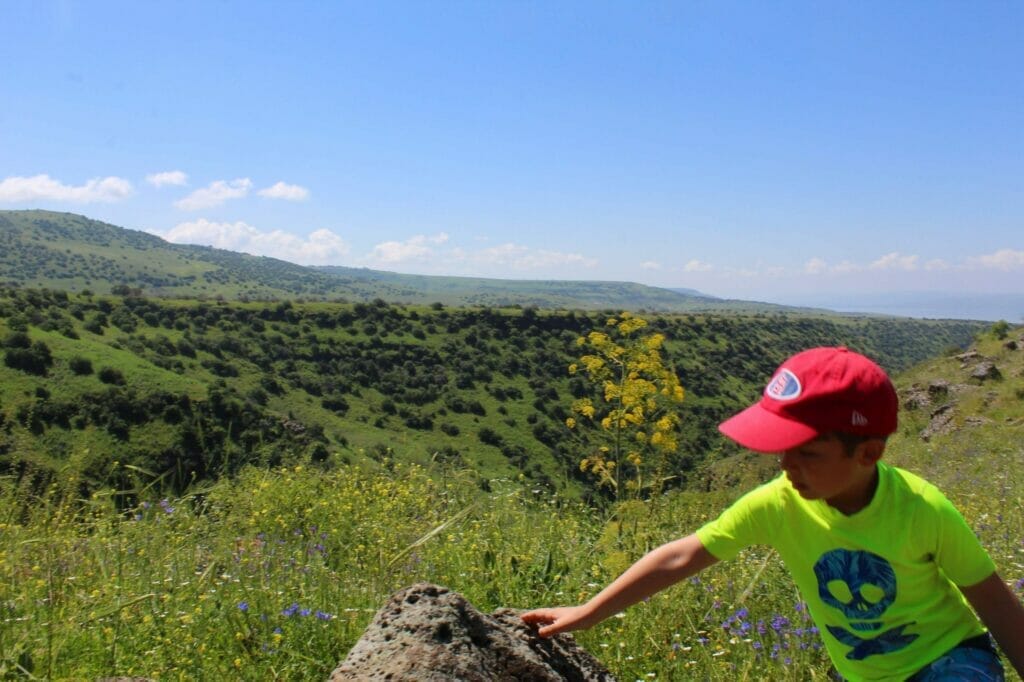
[851,411,869,426]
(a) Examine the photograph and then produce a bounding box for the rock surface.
[329,583,615,682]
[970,361,1001,381]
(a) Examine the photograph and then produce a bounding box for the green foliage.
[990,319,1011,339]
[0,286,986,505]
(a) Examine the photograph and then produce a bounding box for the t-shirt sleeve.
[696,480,780,561]
[929,490,997,587]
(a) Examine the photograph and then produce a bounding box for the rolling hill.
[1,210,834,314]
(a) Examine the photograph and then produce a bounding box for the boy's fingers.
[520,609,555,625]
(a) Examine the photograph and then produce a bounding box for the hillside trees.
[0,286,987,503]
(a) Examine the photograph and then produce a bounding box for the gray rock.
[970,361,1001,381]
[921,404,955,441]
[902,385,930,411]
[955,350,981,367]
[927,380,950,397]
[329,583,615,682]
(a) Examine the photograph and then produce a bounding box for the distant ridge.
[0,209,822,314]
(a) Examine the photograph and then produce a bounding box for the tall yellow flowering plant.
[566,312,685,500]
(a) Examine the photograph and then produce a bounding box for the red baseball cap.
[718,347,898,453]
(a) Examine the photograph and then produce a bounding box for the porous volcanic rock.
[329,583,615,682]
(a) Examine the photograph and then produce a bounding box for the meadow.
[3,355,1022,681]
[0,288,1018,680]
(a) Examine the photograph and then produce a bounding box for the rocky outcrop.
[970,361,1001,382]
[329,584,615,682]
[921,404,956,442]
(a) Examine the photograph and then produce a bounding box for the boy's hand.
[521,605,595,638]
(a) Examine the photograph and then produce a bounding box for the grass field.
[2,331,1022,680]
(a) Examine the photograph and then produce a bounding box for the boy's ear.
[857,438,885,465]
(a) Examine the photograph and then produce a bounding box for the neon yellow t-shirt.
[695,462,995,681]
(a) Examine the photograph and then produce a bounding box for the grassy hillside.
[0,324,1020,680]
[0,287,985,503]
[1,209,858,314]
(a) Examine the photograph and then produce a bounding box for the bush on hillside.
[69,356,94,375]
[98,367,126,385]
[4,341,53,376]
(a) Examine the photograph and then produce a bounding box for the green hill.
[0,287,986,502]
[1,209,832,313]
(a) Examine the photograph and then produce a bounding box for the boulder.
[921,404,955,442]
[927,380,950,398]
[970,361,1001,382]
[955,350,981,367]
[902,386,930,411]
[329,583,615,682]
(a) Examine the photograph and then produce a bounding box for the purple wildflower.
[237,601,249,612]
[281,603,299,617]
[315,611,333,621]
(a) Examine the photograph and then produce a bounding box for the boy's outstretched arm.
[520,533,718,638]
[960,571,1024,677]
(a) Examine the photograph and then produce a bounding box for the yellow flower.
[565,417,576,429]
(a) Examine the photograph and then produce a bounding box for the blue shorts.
[907,634,1004,682]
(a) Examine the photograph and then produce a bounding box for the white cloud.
[683,259,713,273]
[367,233,450,264]
[258,181,310,201]
[966,249,1024,271]
[468,243,598,270]
[924,258,950,271]
[158,219,349,265]
[640,261,661,270]
[146,170,188,188]
[0,174,133,203]
[831,261,861,274]
[869,252,919,271]
[174,178,252,210]
[804,257,828,275]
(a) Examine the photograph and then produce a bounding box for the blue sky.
[1,1,1022,306]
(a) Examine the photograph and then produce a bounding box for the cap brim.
[718,403,820,453]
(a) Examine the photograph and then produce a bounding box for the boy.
[522,347,1024,680]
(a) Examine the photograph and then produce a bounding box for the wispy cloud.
[966,249,1024,271]
[258,181,310,201]
[869,252,919,271]
[174,178,252,210]
[146,170,188,188]
[803,257,828,275]
[640,261,661,270]
[0,174,133,203]
[157,219,349,265]
[366,233,450,264]
[683,259,713,273]
[467,243,598,270]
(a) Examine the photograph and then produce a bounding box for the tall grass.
[2,437,1022,680]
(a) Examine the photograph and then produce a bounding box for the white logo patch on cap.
[765,369,802,401]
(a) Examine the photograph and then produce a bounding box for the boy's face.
[777,434,882,513]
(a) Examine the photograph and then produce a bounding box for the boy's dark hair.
[831,431,888,457]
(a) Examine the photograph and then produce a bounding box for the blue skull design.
[813,549,918,660]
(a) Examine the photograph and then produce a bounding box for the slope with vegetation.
[0,286,985,504]
[0,321,1020,680]
[1,209,867,313]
